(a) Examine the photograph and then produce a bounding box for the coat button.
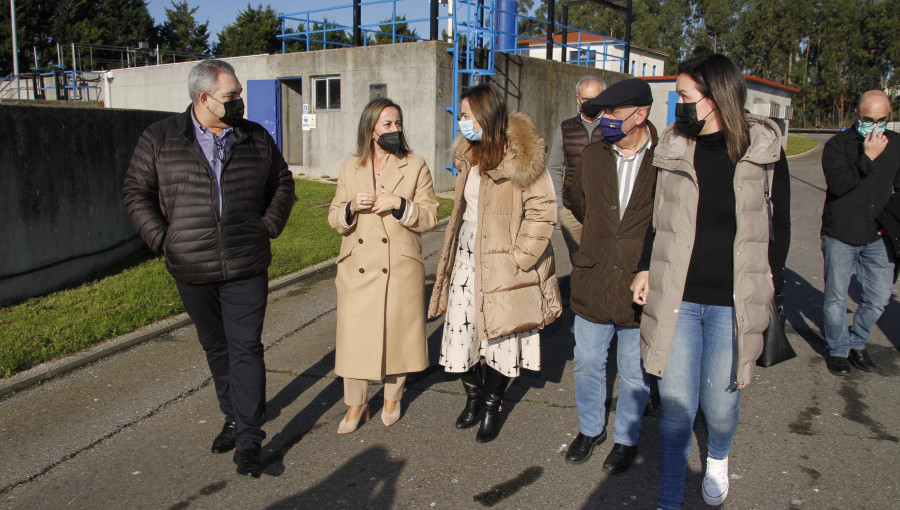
[382,238,388,243]
[615,235,622,242]
[612,265,620,272]
[382,268,388,274]
[358,238,363,244]
[359,268,365,273]
[611,205,617,211]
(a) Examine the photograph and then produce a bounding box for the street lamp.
[9,0,20,98]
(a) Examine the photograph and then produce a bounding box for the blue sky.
[145,0,436,44]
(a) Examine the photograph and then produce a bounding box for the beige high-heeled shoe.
[381,399,401,426]
[337,404,369,434]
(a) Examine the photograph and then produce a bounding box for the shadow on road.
[262,350,343,476]
[264,446,404,509]
[783,267,900,357]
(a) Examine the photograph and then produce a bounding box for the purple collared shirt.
[190,107,234,214]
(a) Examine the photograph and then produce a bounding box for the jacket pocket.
[337,239,356,263]
[398,241,425,264]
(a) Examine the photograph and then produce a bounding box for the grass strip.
[0,179,453,379]
[786,134,818,156]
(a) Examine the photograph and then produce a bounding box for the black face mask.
[209,96,245,127]
[674,101,706,137]
[376,131,402,154]
[580,100,603,119]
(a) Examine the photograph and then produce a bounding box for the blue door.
[666,90,679,128]
[247,79,280,150]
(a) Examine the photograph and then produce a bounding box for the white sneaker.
[702,456,729,506]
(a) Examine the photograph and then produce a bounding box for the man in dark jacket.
[563,78,656,473]
[122,60,295,478]
[821,90,899,376]
[548,75,606,263]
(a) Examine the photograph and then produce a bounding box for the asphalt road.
[1,136,897,509]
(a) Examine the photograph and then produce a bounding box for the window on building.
[631,60,635,74]
[569,49,597,63]
[652,65,657,76]
[642,63,647,76]
[314,76,341,111]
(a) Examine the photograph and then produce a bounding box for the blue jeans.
[573,316,651,445]
[657,302,741,510]
[822,234,895,357]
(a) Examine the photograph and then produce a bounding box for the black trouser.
[176,272,268,451]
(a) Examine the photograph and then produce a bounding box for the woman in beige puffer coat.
[428,84,561,443]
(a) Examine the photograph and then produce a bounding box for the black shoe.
[827,356,851,376]
[848,349,876,372]
[565,431,607,465]
[602,443,638,474]
[233,448,262,478]
[211,421,236,454]
[456,365,485,429]
[475,367,511,443]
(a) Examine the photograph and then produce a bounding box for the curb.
[0,217,451,399]
[786,140,820,160]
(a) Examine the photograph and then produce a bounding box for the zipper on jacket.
[217,220,227,279]
[210,174,228,280]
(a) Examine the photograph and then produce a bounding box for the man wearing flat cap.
[563,78,658,473]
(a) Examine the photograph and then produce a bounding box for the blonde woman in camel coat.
[328,98,439,434]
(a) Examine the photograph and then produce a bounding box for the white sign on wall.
[302,103,309,113]
[302,114,317,131]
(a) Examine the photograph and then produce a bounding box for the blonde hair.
[354,98,410,161]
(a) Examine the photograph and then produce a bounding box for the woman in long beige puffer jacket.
[428,84,561,443]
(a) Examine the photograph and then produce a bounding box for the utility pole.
[10,0,21,98]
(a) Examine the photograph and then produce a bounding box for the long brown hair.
[461,84,508,172]
[354,98,410,161]
[678,54,749,164]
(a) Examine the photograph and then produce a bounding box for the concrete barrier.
[0,104,172,305]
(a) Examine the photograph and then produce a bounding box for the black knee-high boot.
[456,364,485,429]
[476,365,511,443]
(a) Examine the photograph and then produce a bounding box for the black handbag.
[757,167,797,367]
[757,293,796,367]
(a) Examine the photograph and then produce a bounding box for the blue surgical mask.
[458,119,483,142]
[857,120,887,139]
[598,108,638,143]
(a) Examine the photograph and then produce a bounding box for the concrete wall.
[107,45,453,189]
[0,104,171,305]
[104,43,628,191]
[487,51,623,146]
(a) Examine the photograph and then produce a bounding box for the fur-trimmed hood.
[451,111,547,188]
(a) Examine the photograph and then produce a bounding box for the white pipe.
[10,0,20,98]
[103,71,112,108]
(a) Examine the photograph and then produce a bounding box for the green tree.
[371,15,420,45]
[307,18,350,51]
[631,0,691,73]
[156,1,210,57]
[214,3,281,56]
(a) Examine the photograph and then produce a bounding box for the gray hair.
[188,60,236,103]
[575,75,607,94]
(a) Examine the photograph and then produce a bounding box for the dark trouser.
[176,273,268,451]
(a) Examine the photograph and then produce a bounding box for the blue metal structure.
[33,69,102,101]
[277,1,628,174]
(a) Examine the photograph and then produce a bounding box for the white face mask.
[458,119,483,141]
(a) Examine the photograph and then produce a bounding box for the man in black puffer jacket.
[123,60,294,479]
